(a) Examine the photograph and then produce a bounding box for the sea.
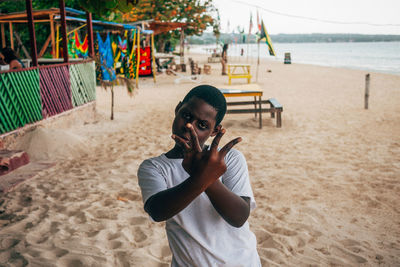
[189,41,400,76]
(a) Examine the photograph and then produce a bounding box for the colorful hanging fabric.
[68,31,89,59]
[128,30,137,80]
[138,46,152,76]
[75,31,89,58]
[118,35,127,60]
[111,35,122,77]
[97,32,116,82]
[117,33,128,76]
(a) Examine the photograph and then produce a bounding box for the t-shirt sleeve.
[137,159,168,205]
[222,149,257,211]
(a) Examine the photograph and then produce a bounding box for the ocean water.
[190,42,400,75]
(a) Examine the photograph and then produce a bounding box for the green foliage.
[120,0,220,51]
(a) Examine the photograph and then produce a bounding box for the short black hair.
[182,85,227,126]
[0,47,18,64]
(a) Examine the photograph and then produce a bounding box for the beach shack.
[0,2,97,137]
[0,3,162,137]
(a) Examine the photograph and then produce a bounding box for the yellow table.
[227,64,251,85]
[219,88,282,129]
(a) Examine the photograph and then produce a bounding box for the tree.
[119,0,220,52]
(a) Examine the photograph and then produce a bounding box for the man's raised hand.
[172,123,242,188]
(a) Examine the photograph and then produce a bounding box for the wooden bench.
[219,88,283,128]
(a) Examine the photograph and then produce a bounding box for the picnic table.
[227,64,251,85]
[219,86,282,129]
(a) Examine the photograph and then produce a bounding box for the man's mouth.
[178,134,190,144]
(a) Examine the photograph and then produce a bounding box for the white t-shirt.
[138,149,261,267]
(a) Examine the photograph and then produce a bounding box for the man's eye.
[198,121,208,130]
[182,112,191,120]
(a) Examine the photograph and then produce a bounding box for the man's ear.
[211,124,222,137]
[175,101,182,115]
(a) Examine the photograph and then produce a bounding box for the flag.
[256,10,261,32]
[259,20,276,56]
[248,12,253,35]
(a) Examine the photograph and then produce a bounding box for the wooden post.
[135,29,140,89]
[86,12,94,58]
[1,23,5,48]
[365,73,370,109]
[180,28,185,71]
[59,0,69,63]
[26,0,38,67]
[56,24,60,58]
[49,14,56,58]
[111,86,114,120]
[258,96,262,129]
[151,33,156,83]
[256,39,260,82]
[9,22,14,50]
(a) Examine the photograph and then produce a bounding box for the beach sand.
[0,53,399,266]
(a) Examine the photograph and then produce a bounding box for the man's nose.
[182,121,196,132]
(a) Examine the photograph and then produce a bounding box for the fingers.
[171,134,190,150]
[210,128,226,151]
[219,137,242,157]
[187,123,202,152]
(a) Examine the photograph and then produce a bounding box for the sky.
[212,0,400,35]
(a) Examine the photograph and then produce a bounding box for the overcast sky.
[212,0,400,35]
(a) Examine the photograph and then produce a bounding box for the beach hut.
[0,2,96,135]
[128,20,187,71]
[55,15,156,87]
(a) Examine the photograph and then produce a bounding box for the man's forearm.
[205,180,250,227]
[144,175,209,222]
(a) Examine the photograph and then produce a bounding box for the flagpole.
[256,39,260,82]
[246,38,249,63]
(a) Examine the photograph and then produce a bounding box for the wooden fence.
[0,60,95,135]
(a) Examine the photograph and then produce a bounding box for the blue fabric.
[97,32,116,81]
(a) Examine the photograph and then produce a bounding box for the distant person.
[165,41,171,53]
[0,47,25,69]
[221,44,228,75]
[138,85,261,266]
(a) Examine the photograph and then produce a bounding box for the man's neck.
[165,144,209,159]
[165,145,184,159]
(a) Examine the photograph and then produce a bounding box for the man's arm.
[205,181,250,227]
[145,125,241,222]
[144,173,208,222]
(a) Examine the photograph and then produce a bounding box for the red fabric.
[139,47,153,76]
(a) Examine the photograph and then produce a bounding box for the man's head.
[181,85,227,126]
[172,85,227,149]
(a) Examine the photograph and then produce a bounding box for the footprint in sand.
[133,228,148,243]
[0,236,20,250]
[0,250,28,266]
[115,251,133,267]
[109,240,123,250]
[129,216,148,225]
[331,244,368,264]
[339,238,365,253]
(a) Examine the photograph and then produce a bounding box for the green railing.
[70,61,96,107]
[0,69,42,134]
[0,60,96,135]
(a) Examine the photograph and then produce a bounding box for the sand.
[0,53,399,266]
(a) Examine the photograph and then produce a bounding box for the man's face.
[172,97,219,149]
